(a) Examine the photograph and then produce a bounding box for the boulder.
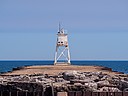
[85,82,98,91]
[90,75,99,81]
[99,87,121,92]
[97,80,110,87]
[62,71,78,80]
[118,80,128,91]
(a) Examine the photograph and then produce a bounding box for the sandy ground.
[1,65,123,76]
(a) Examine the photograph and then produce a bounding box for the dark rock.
[101,67,112,71]
[12,67,24,71]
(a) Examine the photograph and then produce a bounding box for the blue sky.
[0,0,128,60]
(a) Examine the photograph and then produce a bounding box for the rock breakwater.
[0,71,128,93]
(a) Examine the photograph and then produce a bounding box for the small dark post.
[51,81,54,96]
[92,92,98,96]
[42,91,44,96]
[0,91,2,96]
[9,91,11,96]
[25,91,27,96]
[68,91,75,96]
[108,92,115,96]
[99,92,107,96]
[33,92,35,96]
[114,92,123,96]
[83,91,92,96]
[76,91,82,96]
[123,92,128,96]
[42,84,44,96]
[17,91,18,96]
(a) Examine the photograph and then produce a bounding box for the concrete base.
[54,62,71,66]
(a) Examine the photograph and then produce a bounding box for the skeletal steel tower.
[54,24,71,65]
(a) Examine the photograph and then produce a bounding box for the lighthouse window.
[61,42,63,43]
[58,42,60,43]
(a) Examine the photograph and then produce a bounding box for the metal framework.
[54,24,71,65]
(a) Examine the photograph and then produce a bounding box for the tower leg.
[54,46,58,65]
[67,47,71,64]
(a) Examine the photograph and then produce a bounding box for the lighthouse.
[54,24,71,65]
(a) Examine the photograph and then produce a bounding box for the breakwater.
[0,71,128,96]
[0,65,128,96]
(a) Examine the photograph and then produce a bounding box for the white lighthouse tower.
[54,24,71,65]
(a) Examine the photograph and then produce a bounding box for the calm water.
[0,61,128,74]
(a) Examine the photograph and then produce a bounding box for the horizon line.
[0,59,128,61]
